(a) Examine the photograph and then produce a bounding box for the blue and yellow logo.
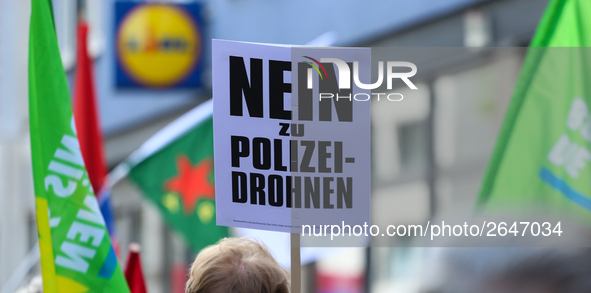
[116,3,202,88]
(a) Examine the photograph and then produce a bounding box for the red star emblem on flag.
[164,155,215,214]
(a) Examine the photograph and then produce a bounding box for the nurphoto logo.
[302,56,418,102]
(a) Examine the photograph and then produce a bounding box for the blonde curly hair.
[186,237,290,293]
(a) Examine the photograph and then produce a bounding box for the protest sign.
[213,40,371,233]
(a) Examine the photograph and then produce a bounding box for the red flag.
[125,243,148,293]
[171,263,188,293]
[73,21,119,249]
[74,21,107,197]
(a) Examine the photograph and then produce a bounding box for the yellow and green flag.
[479,0,591,218]
[29,0,130,292]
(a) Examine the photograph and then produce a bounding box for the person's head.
[186,237,290,293]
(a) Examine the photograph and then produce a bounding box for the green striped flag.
[113,100,228,253]
[479,0,591,218]
[29,0,130,292]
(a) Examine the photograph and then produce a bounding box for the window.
[52,0,105,71]
[52,0,77,70]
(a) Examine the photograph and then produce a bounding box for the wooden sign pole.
[290,233,301,293]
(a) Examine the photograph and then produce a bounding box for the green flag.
[119,100,228,253]
[29,0,130,292]
[479,0,591,218]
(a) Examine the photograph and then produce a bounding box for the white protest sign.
[213,40,371,233]
[290,47,371,234]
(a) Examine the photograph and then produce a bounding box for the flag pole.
[0,243,40,293]
[290,233,301,293]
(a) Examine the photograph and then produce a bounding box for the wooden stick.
[290,233,301,293]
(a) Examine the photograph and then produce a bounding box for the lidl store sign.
[115,2,204,88]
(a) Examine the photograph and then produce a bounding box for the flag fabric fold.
[478,0,591,218]
[73,20,118,252]
[112,99,229,253]
[29,0,129,291]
